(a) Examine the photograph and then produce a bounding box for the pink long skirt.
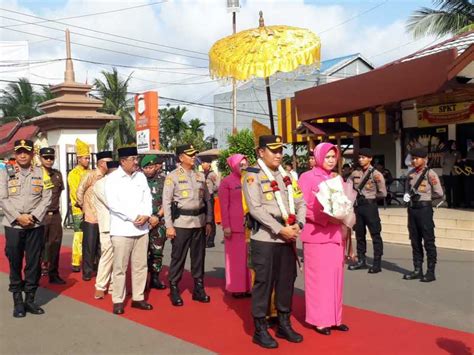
[304,242,345,327]
[224,232,251,293]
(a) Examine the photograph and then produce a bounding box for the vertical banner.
[135,91,159,153]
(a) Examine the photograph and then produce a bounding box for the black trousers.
[408,206,437,267]
[207,198,216,246]
[82,221,100,275]
[4,226,44,293]
[251,240,296,318]
[168,227,206,284]
[354,203,383,258]
[42,213,63,277]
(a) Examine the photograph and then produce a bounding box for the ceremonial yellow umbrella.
[209,11,321,134]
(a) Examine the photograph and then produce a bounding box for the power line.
[0,15,208,62]
[0,6,208,57]
[1,26,204,68]
[2,1,168,26]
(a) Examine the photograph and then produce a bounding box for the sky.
[0,0,442,138]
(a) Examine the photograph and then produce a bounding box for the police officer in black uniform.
[0,140,52,317]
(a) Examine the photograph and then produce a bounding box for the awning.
[294,48,464,121]
[0,122,39,156]
[277,97,306,144]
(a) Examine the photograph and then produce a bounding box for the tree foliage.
[0,78,54,124]
[406,0,474,38]
[94,68,136,150]
[217,129,257,176]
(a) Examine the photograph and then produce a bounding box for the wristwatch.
[297,221,304,230]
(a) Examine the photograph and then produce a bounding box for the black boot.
[403,264,423,280]
[192,278,210,303]
[275,312,303,343]
[421,263,436,283]
[368,257,382,274]
[348,256,368,270]
[169,283,183,306]
[149,272,166,290]
[253,317,278,349]
[24,292,45,315]
[13,292,26,318]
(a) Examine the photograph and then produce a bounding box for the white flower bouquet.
[315,176,357,228]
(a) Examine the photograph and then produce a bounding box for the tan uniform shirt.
[76,169,105,224]
[406,167,444,201]
[0,165,52,228]
[92,177,110,233]
[242,165,306,243]
[350,166,387,199]
[205,170,219,197]
[163,167,213,229]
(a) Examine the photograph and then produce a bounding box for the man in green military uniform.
[141,155,167,290]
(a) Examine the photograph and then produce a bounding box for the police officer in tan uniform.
[243,135,306,349]
[348,148,387,273]
[163,144,213,307]
[0,140,52,318]
[403,148,444,283]
[200,156,219,248]
[39,147,66,285]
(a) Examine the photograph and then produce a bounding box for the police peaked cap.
[410,147,428,158]
[117,146,138,158]
[199,156,214,163]
[358,148,373,158]
[96,151,113,161]
[39,147,55,157]
[258,135,286,149]
[14,139,34,152]
[176,144,198,156]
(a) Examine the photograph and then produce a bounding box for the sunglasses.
[42,156,55,161]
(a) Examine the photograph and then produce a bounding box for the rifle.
[355,166,374,205]
[406,165,430,204]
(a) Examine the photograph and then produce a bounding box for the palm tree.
[188,118,206,135]
[159,105,189,150]
[406,0,474,39]
[94,68,136,150]
[0,78,52,124]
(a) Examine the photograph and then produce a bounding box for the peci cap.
[258,135,286,150]
[96,151,113,161]
[14,139,34,152]
[106,160,120,169]
[176,144,198,157]
[117,146,138,158]
[39,147,55,157]
[140,154,158,168]
[410,147,428,158]
[358,148,373,158]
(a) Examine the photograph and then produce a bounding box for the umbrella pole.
[232,11,238,135]
[265,77,275,135]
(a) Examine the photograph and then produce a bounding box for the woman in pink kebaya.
[218,154,251,298]
[298,143,349,335]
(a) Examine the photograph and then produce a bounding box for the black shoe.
[420,272,436,283]
[131,300,153,310]
[71,266,81,273]
[24,292,45,315]
[232,292,248,299]
[253,318,278,349]
[49,275,66,285]
[267,316,278,328]
[315,327,331,335]
[170,283,183,307]
[82,272,92,281]
[275,312,303,343]
[13,292,26,318]
[192,279,210,303]
[206,243,215,248]
[113,303,124,314]
[332,324,349,331]
[403,268,423,280]
[368,266,382,274]
[149,273,166,290]
[348,259,368,271]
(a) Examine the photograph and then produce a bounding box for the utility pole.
[227,0,240,135]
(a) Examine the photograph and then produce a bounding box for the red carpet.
[1,236,473,354]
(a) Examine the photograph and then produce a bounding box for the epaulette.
[245,167,260,173]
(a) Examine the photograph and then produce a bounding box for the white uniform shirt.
[105,166,152,237]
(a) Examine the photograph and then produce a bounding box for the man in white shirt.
[105,147,153,315]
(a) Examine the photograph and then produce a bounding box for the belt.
[178,207,206,216]
[409,201,432,209]
[46,210,60,215]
